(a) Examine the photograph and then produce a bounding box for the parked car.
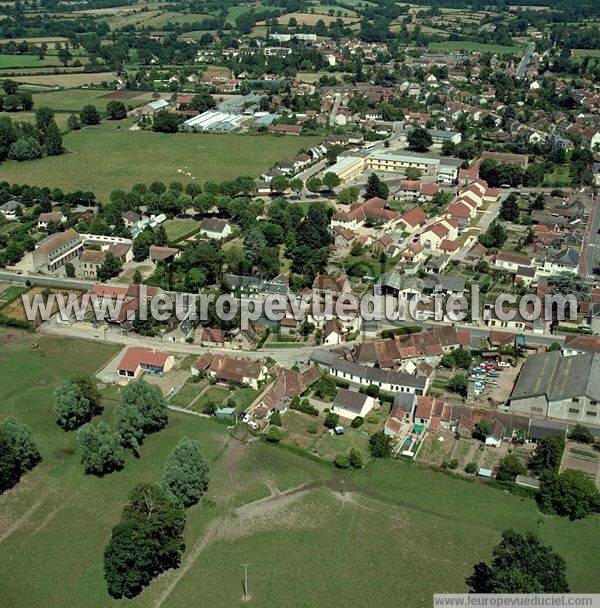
[486,379,498,385]
[487,371,500,377]
[498,361,511,368]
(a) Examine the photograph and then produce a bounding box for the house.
[253,364,321,417]
[143,98,170,115]
[494,251,532,272]
[419,220,458,251]
[268,124,302,136]
[312,274,351,296]
[0,200,24,220]
[323,318,344,345]
[77,249,106,279]
[195,327,230,347]
[413,395,451,428]
[480,150,529,170]
[149,245,180,263]
[330,197,399,229]
[385,393,417,435]
[375,271,423,300]
[195,354,267,390]
[199,217,232,240]
[331,388,375,421]
[37,211,66,229]
[32,228,84,274]
[117,347,174,380]
[311,350,429,395]
[509,351,600,424]
[122,210,141,229]
[397,207,428,232]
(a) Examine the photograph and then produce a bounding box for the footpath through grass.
[0,328,598,607]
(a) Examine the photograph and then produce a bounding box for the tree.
[467,530,569,593]
[57,47,72,67]
[537,469,600,520]
[77,421,125,476]
[132,269,142,284]
[80,104,101,126]
[106,100,127,120]
[152,110,179,133]
[348,447,363,468]
[337,186,359,204]
[103,484,186,599]
[407,126,433,152]
[67,114,81,131]
[496,454,526,481]
[369,430,392,458]
[322,171,341,191]
[528,433,564,476]
[132,229,155,261]
[53,381,94,431]
[479,221,507,249]
[188,91,216,113]
[405,167,422,180]
[324,411,340,429]
[334,454,350,468]
[0,416,41,493]
[8,136,42,161]
[270,175,289,193]
[120,380,168,434]
[114,402,145,454]
[265,427,282,443]
[269,411,282,426]
[161,437,209,507]
[446,374,468,398]
[35,106,55,132]
[452,347,472,369]
[71,372,102,414]
[568,424,594,444]
[499,192,520,222]
[472,421,492,441]
[547,272,590,301]
[290,177,303,197]
[65,261,75,277]
[365,172,389,199]
[43,120,64,156]
[97,252,122,281]
[306,175,322,193]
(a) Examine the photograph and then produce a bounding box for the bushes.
[351,416,364,429]
[537,469,600,520]
[324,411,339,429]
[265,427,282,443]
[290,397,318,416]
[334,447,363,469]
[465,462,477,474]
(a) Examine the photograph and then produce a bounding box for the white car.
[248,421,259,430]
[498,361,511,368]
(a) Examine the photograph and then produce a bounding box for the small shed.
[215,407,236,421]
[515,475,540,490]
[477,467,493,478]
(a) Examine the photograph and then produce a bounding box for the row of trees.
[103,437,209,598]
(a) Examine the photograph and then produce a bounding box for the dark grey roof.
[393,392,417,413]
[310,350,427,390]
[510,351,561,401]
[223,274,261,290]
[528,418,567,440]
[333,388,369,414]
[200,217,229,233]
[423,273,465,293]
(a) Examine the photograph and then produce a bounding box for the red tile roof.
[118,347,171,373]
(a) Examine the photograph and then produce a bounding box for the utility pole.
[242,562,250,601]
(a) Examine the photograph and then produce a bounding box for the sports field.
[0,123,322,201]
[428,40,522,54]
[0,329,599,607]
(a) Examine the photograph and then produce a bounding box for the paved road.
[516,43,535,79]
[0,271,94,291]
[581,192,599,277]
[329,93,343,127]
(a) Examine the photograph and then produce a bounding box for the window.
[568,408,580,414]
[586,411,597,417]
[572,398,580,403]
[591,401,598,406]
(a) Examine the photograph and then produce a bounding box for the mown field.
[30,88,146,112]
[428,40,522,54]
[0,122,322,201]
[0,328,599,608]
[0,53,58,68]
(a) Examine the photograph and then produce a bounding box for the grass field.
[428,40,522,54]
[572,48,600,57]
[163,219,200,243]
[0,122,322,201]
[1,328,599,607]
[11,72,116,88]
[0,54,58,68]
[30,88,146,113]
[0,111,70,131]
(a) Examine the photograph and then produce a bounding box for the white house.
[332,388,375,421]
[199,217,232,240]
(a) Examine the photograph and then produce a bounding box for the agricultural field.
[571,48,600,57]
[428,40,522,54]
[269,11,359,26]
[0,329,599,607]
[0,284,26,310]
[11,72,116,88]
[0,122,322,201]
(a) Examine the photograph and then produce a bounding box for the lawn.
[428,40,522,54]
[1,329,600,607]
[0,54,57,68]
[163,218,200,243]
[0,122,322,201]
[30,88,146,113]
[0,111,70,131]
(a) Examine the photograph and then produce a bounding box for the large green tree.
[467,530,569,593]
[161,437,209,507]
[120,380,168,434]
[0,416,41,493]
[53,381,94,431]
[103,484,186,598]
[77,421,125,476]
[537,469,600,520]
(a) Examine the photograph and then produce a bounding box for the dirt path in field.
[0,494,47,544]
